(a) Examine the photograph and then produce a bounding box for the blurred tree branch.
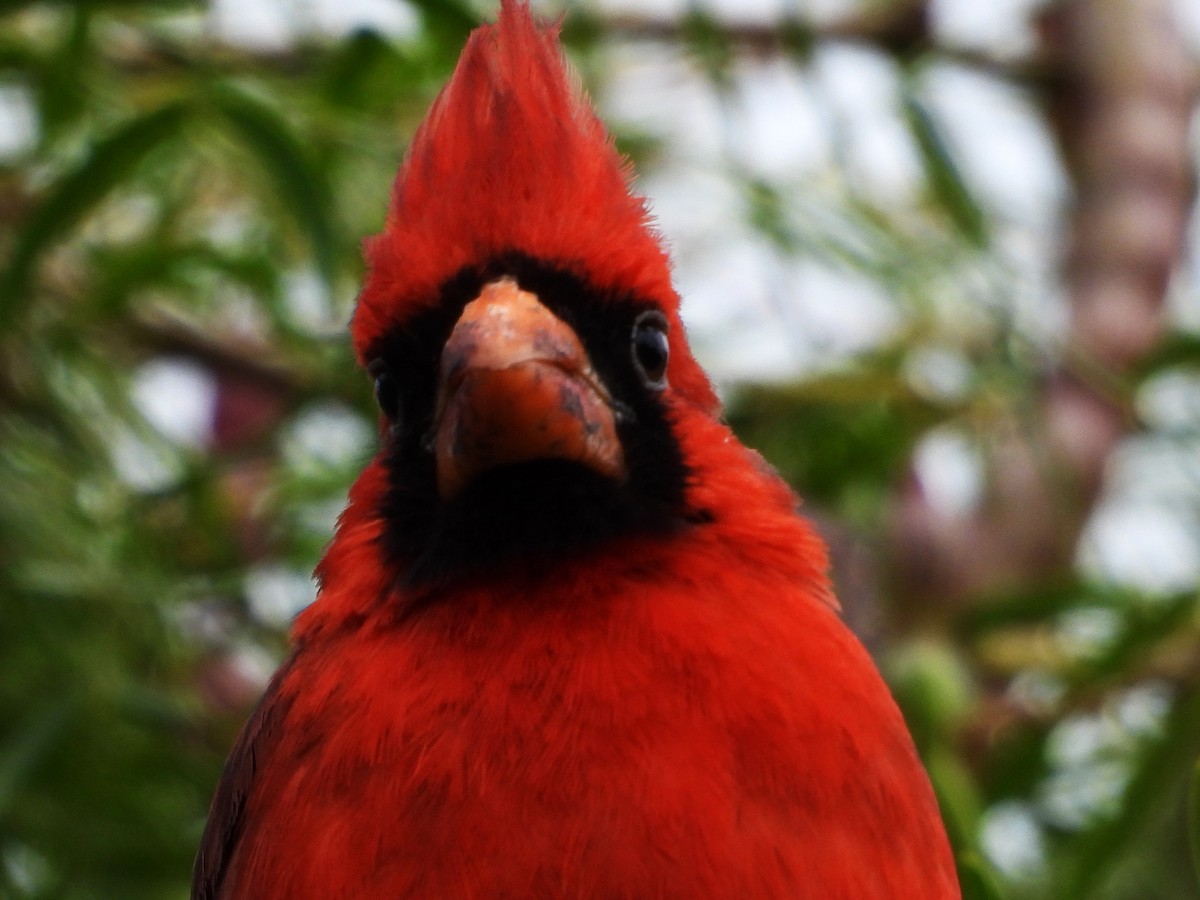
[889,0,1198,611]
[78,2,1057,90]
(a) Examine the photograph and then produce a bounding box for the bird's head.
[313,0,821,609]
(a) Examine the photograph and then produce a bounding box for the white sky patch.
[244,563,316,626]
[671,232,900,382]
[110,428,184,492]
[1038,759,1129,830]
[204,205,256,250]
[0,82,38,160]
[1113,682,1173,738]
[811,44,923,200]
[980,801,1045,880]
[284,268,341,336]
[583,0,838,21]
[638,166,741,257]
[226,642,280,690]
[728,58,831,179]
[994,224,1070,343]
[918,62,1066,227]
[930,0,1040,57]
[1046,710,1110,764]
[1170,259,1200,332]
[695,0,792,27]
[788,258,900,358]
[1007,669,1065,716]
[673,232,774,331]
[208,0,297,49]
[296,496,350,538]
[283,402,376,473]
[1080,501,1200,594]
[905,345,973,402]
[696,319,803,384]
[1079,435,1200,593]
[584,0,689,18]
[1137,369,1200,431]
[300,0,420,38]
[602,41,726,164]
[912,427,984,517]
[207,0,418,48]
[3,842,50,898]
[676,237,799,382]
[1174,0,1200,54]
[130,358,217,448]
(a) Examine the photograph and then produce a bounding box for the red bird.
[193,3,960,897]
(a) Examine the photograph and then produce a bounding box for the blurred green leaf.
[322,28,408,109]
[681,9,734,87]
[744,178,799,252]
[930,744,986,856]
[0,702,70,817]
[901,87,988,247]
[209,85,338,289]
[958,850,1006,900]
[1,101,190,323]
[33,5,91,140]
[960,581,1152,636]
[1190,758,1200,892]
[406,0,479,50]
[1138,331,1200,376]
[1068,592,1197,688]
[1055,685,1200,898]
[727,370,943,521]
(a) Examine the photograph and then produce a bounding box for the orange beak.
[433,278,627,499]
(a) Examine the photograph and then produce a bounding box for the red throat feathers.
[193,2,962,898]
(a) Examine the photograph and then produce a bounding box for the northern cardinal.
[193,2,960,897]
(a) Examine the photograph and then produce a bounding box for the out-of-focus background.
[1,0,1198,896]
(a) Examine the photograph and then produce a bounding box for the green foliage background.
[0,1,1197,898]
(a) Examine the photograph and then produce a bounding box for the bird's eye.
[369,361,401,423]
[631,311,669,390]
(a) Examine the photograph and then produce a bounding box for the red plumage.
[193,3,961,897]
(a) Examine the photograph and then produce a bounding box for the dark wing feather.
[191,654,298,900]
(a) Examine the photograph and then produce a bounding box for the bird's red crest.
[353,1,679,364]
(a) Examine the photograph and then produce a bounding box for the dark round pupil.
[633,324,669,385]
[374,370,400,420]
